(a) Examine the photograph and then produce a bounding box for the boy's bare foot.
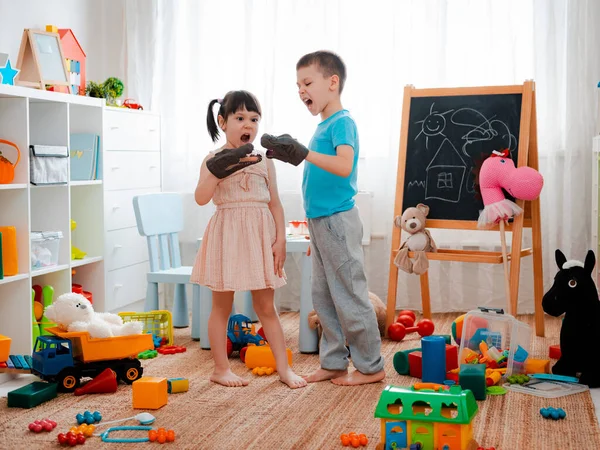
[331,369,385,386]
[279,368,309,389]
[210,369,249,387]
[302,368,348,383]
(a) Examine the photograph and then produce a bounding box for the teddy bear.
[44,293,144,339]
[394,203,437,275]
[308,291,387,346]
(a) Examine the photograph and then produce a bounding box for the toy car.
[122,98,143,110]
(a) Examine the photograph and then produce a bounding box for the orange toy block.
[549,345,561,359]
[524,358,550,374]
[132,377,168,410]
[0,335,11,362]
[0,226,18,276]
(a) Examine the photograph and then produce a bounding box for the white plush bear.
[44,293,144,339]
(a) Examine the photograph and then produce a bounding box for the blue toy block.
[421,336,446,384]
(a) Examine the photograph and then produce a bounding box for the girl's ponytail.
[206,99,222,143]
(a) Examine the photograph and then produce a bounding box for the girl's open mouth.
[241,134,251,143]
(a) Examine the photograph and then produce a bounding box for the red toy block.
[408,351,423,378]
[549,345,561,359]
[445,344,458,371]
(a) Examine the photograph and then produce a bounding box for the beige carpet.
[1,313,599,449]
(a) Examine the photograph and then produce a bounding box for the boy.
[261,51,385,386]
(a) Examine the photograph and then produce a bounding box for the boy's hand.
[261,134,309,166]
[272,238,286,277]
[206,143,261,179]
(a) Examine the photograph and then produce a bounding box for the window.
[437,172,453,189]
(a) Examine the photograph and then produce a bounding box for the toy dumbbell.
[396,310,416,327]
[389,319,435,341]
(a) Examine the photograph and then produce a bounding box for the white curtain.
[123,0,600,314]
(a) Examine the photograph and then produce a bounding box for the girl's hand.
[272,239,286,277]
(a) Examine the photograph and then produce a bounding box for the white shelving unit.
[0,85,104,366]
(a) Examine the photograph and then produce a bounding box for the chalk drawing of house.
[425,138,467,203]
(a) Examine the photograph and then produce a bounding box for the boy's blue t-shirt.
[302,109,359,219]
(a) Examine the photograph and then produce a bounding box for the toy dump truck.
[28,327,153,392]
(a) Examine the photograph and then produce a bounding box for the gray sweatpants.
[308,207,384,374]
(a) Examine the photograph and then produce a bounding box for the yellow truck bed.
[45,327,154,363]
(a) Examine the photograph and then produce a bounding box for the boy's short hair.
[296,51,347,94]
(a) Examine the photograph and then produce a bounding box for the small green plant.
[103,77,124,101]
[85,78,125,105]
[86,81,106,98]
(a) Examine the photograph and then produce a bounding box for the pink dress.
[190,150,286,292]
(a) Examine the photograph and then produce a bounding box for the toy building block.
[393,347,421,375]
[46,25,58,33]
[524,358,550,374]
[549,345,561,360]
[0,335,11,362]
[422,336,446,384]
[74,368,117,396]
[408,351,423,378]
[167,377,189,394]
[400,344,458,378]
[132,377,168,410]
[7,381,57,408]
[445,345,458,371]
[459,364,487,400]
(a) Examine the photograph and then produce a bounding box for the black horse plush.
[542,249,600,387]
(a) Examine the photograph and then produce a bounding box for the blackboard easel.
[386,81,545,337]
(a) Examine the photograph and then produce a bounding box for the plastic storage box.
[457,307,532,378]
[31,231,63,270]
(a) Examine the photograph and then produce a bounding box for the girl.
[191,90,307,389]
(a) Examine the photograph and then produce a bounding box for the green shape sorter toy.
[7,381,57,408]
[374,384,479,450]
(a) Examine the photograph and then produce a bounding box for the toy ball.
[451,314,466,345]
[540,407,566,420]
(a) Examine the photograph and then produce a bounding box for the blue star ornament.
[0,60,20,86]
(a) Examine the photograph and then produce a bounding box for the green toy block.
[459,363,487,401]
[435,334,452,345]
[7,381,57,408]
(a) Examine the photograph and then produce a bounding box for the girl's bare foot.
[331,369,385,386]
[279,368,308,389]
[302,368,348,383]
[210,369,249,387]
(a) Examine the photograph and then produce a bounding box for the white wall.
[0,0,125,86]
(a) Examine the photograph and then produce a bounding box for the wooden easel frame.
[15,29,71,93]
[386,81,545,337]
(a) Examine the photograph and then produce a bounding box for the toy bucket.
[0,139,21,184]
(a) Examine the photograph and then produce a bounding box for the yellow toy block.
[132,377,168,410]
[46,25,58,33]
[524,358,550,374]
[0,335,11,362]
[244,345,292,369]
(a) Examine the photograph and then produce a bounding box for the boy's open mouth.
[304,99,313,107]
[241,133,251,143]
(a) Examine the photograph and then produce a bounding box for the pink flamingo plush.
[477,149,544,228]
[477,148,544,313]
